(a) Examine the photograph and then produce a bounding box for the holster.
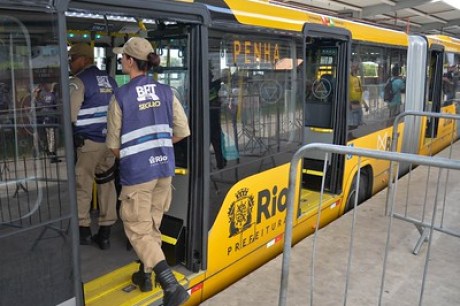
[95,163,117,184]
[73,132,85,165]
[74,133,85,148]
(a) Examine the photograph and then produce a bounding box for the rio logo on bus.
[226,186,288,255]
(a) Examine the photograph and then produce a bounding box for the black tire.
[344,171,369,213]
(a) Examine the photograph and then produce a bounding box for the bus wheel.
[344,171,369,213]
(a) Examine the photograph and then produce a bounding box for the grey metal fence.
[279,141,460,306]
[388,111,460,253]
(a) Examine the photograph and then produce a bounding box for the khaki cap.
[113,37,153,61]
[68,43,94,59]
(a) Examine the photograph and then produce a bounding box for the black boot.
[156,266,190,306]
[132,262,153,292]
[79,226,92,245]
[93,226,111,250]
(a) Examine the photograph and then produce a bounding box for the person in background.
[443,65,456,104]
[48,83,61,163]
[388,65,405,117]
[68,43,118,250]
[0,83,9,113]
[107,37,190,306]
[35,82,60,163]
[209,68,226,169]
[348,62,368,128]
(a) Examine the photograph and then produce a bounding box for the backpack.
[383,78,394,102]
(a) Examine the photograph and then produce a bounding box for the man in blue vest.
[106,37,190,306]
[68,43,118,250]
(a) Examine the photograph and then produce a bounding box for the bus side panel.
[418,104,458,156]
[204,164,297,295]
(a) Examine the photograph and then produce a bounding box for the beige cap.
[68,43,94,59]
[113,37,153,61]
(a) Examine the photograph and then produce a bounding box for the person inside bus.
[49,83,62,162]
[0,82,9,113]
[35,82,60,163]
[209,67,226,169]
[107,37,190,305]
[68,43,118,250]
[348,62,368,128]
[443,65,456,105]
[388,64,405,117]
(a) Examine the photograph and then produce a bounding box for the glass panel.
[155,36,189,113]
[0,13,67,231]
[349,43,406,135]
[208,29,303,225]
[426,51,439,112]
[305,41,338,128]
[442,52,459,106]
[154,35,189,168]
[0,10,73,306]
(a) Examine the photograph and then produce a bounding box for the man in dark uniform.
[209,68,226,169]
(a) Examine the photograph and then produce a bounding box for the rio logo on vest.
[149,155,168,165]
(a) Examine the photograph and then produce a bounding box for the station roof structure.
[272,0,460,38]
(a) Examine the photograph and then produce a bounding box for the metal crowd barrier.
[279,142,460,306]
[388,111,460,255]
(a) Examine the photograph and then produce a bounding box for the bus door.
[65,2,208,279]
[0,3,78,306]
[302,24,350,195]
[424,44,444,139]
[65,3,210,303]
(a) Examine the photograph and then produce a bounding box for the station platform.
[202,142,460,305]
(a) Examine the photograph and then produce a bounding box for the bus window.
[425,49,444,138]
[305,44,338,129]
[442,52,459,106]
[207,29,303,225]
[349,42,407,137]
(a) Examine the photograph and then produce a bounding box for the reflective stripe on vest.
[120,124,173,159]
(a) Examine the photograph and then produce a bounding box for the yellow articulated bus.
[1,1,460,305]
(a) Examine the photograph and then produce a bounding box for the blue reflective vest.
[115,75,175,186]
[74,66,117,142]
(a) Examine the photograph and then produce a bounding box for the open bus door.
[64,2,210,305]
[302,24,350,195]
[424,44,444,139]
